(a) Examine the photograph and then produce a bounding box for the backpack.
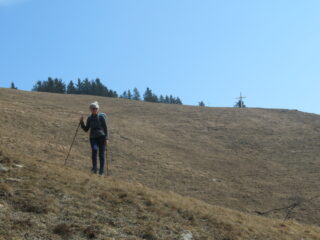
[98,113,107,125]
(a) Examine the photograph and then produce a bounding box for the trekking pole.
[64,122,81,166]
[109,145,114,162]
[106,143,109,176]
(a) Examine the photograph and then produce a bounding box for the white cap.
[89,101,99,109]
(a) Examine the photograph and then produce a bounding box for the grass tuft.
[0,183,13,198]
[53,223,72,237]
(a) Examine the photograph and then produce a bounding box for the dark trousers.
[90,136,106,174]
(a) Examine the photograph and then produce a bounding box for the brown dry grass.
[1,149,320,239]
[0,88,320,239]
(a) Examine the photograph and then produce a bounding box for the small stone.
[180,230,193,240]
[12,164,23,168]
[212,178,221,182]
[0,164,9,172]
[5,178,21,182]
[0,203,7,211]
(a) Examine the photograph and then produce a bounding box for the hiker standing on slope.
[80,101,109,176]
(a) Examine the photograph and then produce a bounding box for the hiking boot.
[99,171,105,176]
[91,168,98,174]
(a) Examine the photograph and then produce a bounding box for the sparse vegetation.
[0,183,12,198]
[53,223,72,238]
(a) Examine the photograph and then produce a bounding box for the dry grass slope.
[1,148,320,239]
[0,88,320,239]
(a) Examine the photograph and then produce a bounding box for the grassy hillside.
[0,88,320,239]
[1,149,320,240]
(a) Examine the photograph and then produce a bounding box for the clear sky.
[1,0,320,113]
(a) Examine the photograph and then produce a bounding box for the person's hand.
[79,116,84,122]
[105,140,109,145]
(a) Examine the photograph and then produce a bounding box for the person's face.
[90,107,98,115]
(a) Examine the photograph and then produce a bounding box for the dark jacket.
[80,113,108,140]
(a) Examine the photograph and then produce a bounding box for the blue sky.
[1,0,320,113]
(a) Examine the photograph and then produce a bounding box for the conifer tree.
[82,78,91,94]
[10,82,17,89]
[47,77,54,91]
[143,87,158,102]
[53,78,66,93]
[32,81,43,91]
[159,95,165,103]
[165,95,170,103]
[110,90,118,98]
[94,78,105,96]
[234,100,246,108]
[176,97,182,105]
[143,87,153,102]
[67,80,77,94]
[127,90,132,99]
[76,79,83,94]
[198,101,205,107]
[133,88,141,100]
[120,91,128,99]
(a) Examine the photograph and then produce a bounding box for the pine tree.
[110,90,118,98]
[152,94,158,103]
[133,88,141,100]
[53,78,66,93]
[32,81,43,91]
[176,97,182,105]
[169,95,174,104]
[67,80,77,94]
[94,78,105,96]
[91,80,98,95]
[10,82,17,89]
[120,91,128,99]
[234,100,246,108]
[47,77,54,92]
[82,78,91,94]
[165,95,170,103]
[76,79,83,94]
[127,90,132,99]
[143,87,153,102]
[159,95,165,103]
[198,101,205,107]
[143,88,158,103]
